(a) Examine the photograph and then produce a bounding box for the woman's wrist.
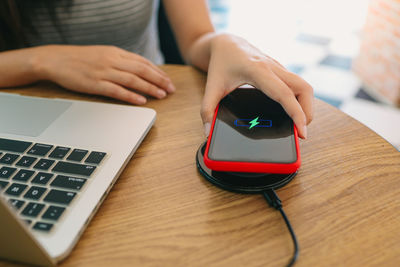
[185,31,216,71]
[0,46,53,87]
[209,33,233,49]
[188,32,248,72]
[28,45,55,82]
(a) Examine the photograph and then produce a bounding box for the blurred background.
[208,0,400,150]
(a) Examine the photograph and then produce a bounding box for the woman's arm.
[161,0,214,70]
[0,47,44,87]
[163,0,313,139]
[0,45,175,104]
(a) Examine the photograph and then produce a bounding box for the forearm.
[0,47,46,87]
[185,33,247,73]
[162,0,215,70]
[187,33,257,75]
[184,32,215,72]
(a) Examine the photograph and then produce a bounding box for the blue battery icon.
[234,118,272,128]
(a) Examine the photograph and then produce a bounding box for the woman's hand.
[200,34,314,139]
[32,45,175,104]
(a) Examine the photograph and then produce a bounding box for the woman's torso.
[25,0,163,64]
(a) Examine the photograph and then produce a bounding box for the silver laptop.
[0,92,156,266]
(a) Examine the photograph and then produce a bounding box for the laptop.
[0,92,156,266]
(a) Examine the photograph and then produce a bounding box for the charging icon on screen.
[249,117,260,129]
[234,117,272,129]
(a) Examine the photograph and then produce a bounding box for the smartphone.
[204,88,300,174]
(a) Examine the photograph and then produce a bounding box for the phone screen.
[208,89,297,164]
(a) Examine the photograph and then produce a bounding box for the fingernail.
[303,126,308,139]
[157,89,167,98]
[204,122,211,137]
[167,83,176,93]
[137,96,147,105]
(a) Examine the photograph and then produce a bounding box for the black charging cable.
[263,190,299,267]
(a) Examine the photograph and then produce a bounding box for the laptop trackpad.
[0,94,72,137]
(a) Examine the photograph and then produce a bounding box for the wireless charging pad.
[196,142,297,194]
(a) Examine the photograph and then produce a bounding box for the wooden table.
[1,65,399,267]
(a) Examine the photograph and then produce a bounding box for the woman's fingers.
[115,59,175,93]
[106,69,168,99]
[121,50,169,77]
[272,66,314,124]
[199,35,313,139]
[201,74,227,136]
[297,92,314,126]
[97,80,148,105]
[251,69,308,139]
[34,45,176,104]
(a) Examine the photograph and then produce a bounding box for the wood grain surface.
[1,65,399,267]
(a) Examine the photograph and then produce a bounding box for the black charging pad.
[196,142,297,194]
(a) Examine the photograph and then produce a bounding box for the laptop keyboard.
[0,138,106,233]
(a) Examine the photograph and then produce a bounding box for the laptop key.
[49,146,71,159]
[5,183,27,196]
[33,222,54,232]
[16,156,38,167]
[0,138,32,153]
[42,205,65,221]
[9,199,26,210]
[67,149,88,162]
[0,166,17,179]
[44,189,76,205]
[34,159,55,170]
[0,180,9,190]
[0,153,20,165]
[52,161,96,177]
[21,202,45,217]
[51,175,87,190]
[31,172,54,185]
[13,169,35,182]
[27,143,53,156]
[85,151,106,164]
[24,186,47,200]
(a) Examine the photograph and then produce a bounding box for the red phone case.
[204,104,301,174]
